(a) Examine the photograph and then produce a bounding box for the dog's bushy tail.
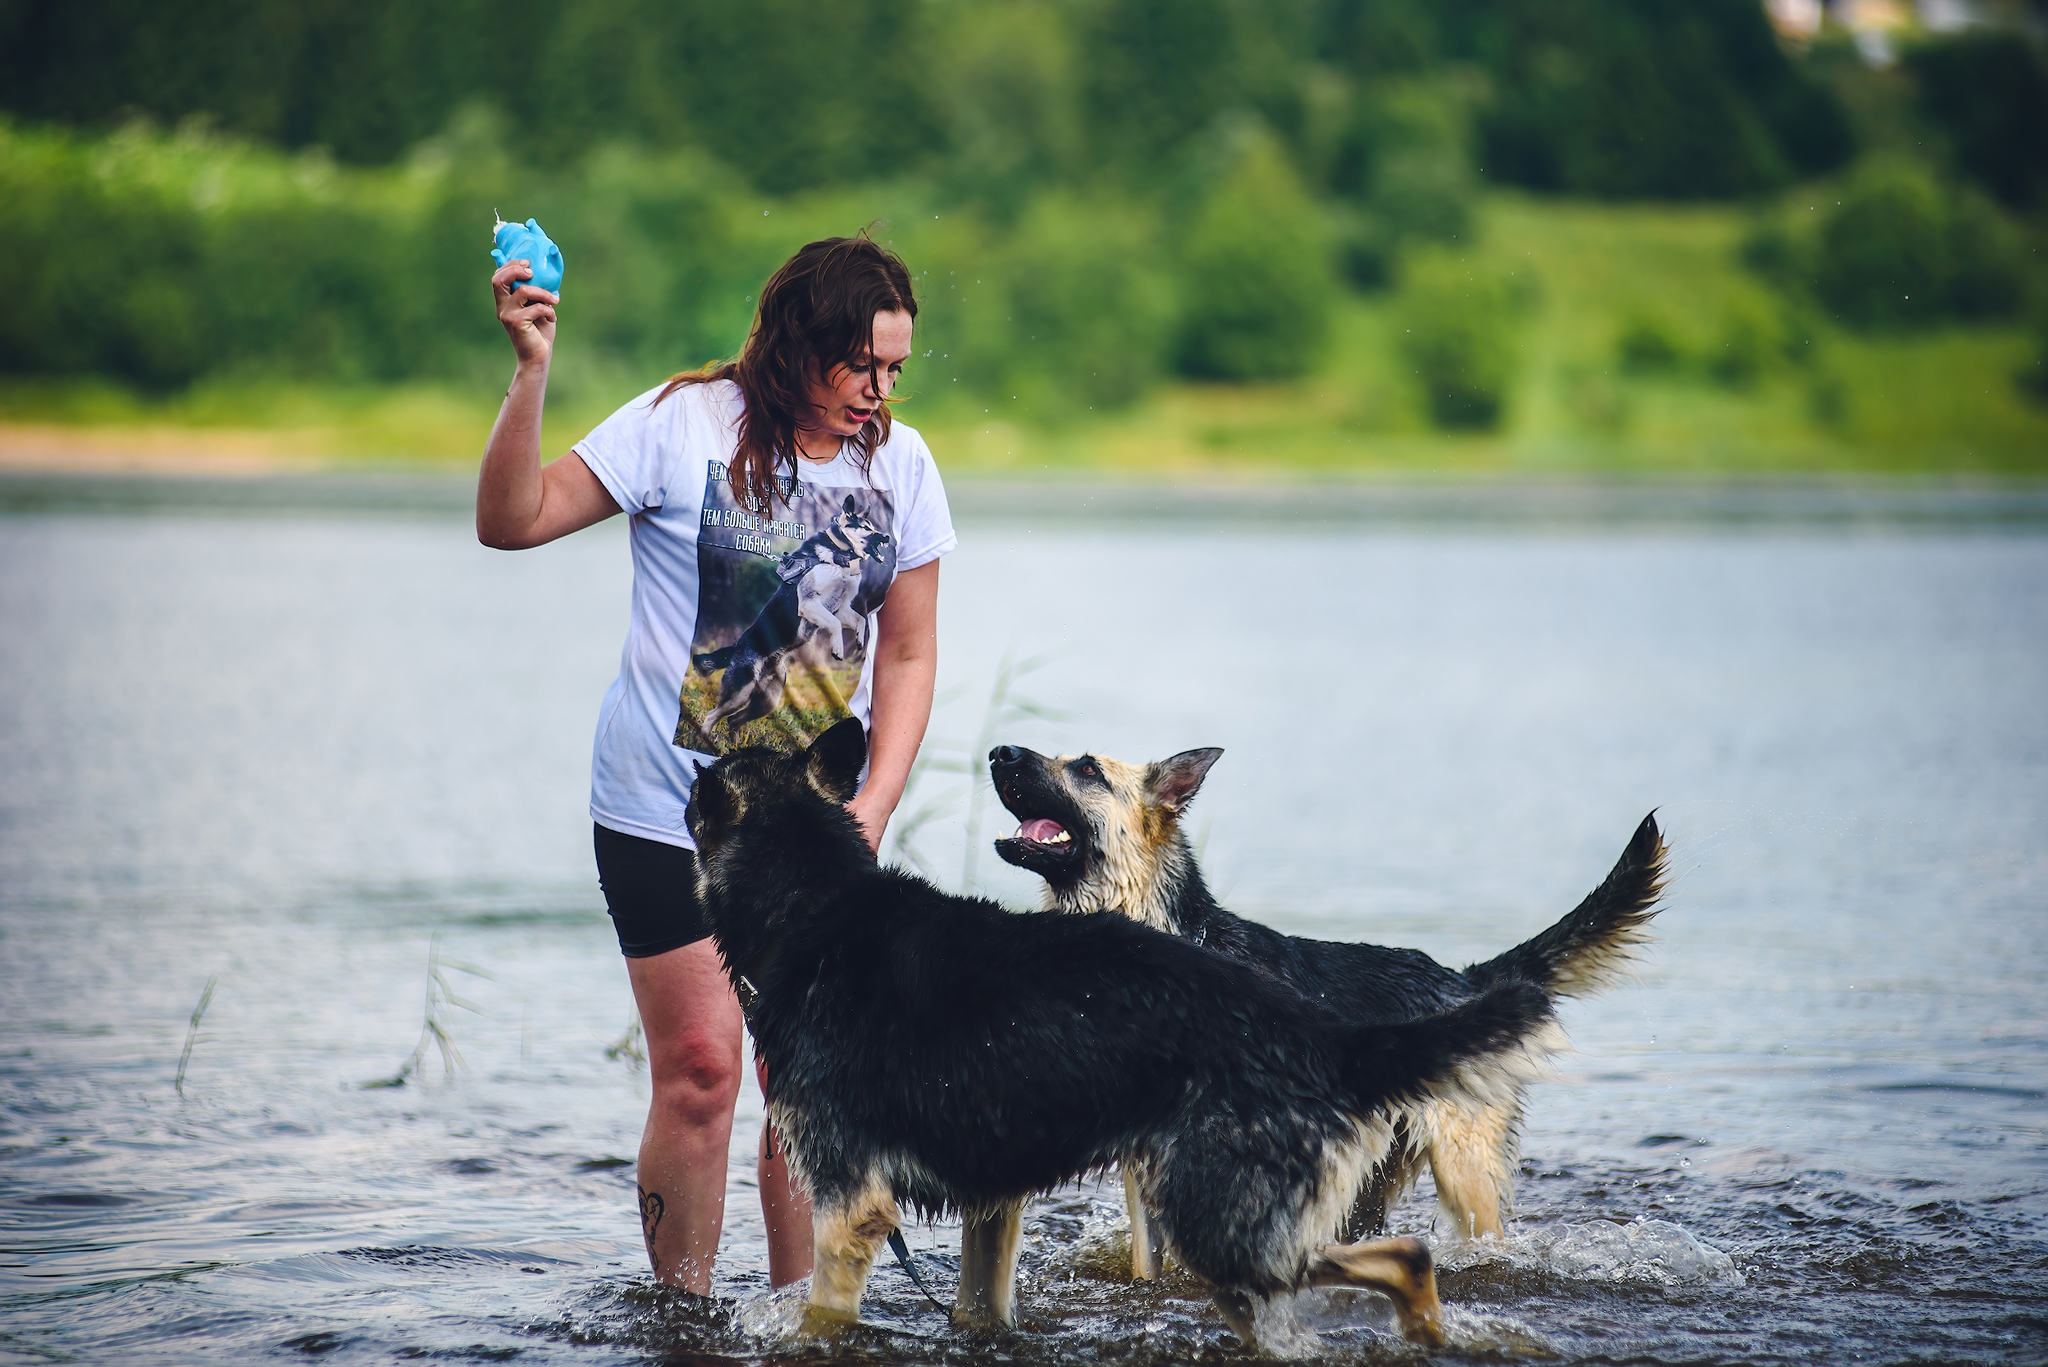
[1337,979,1562,1119]
[1462,812,1668,1000]
[693,645,737,672]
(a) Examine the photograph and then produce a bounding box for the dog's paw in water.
[794,1301,861,1342]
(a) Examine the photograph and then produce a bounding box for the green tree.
[1450,0,1852,197]
[1395,251,1519,429]
[1907,32,2048,209]
[1175,130,1333,381]
[1812,159,2027,331]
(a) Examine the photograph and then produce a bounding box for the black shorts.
[593,823,709,958]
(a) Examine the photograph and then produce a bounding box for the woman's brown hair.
[658,234,918,514]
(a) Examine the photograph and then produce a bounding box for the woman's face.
[805,309,914,446]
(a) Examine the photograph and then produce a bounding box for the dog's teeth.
[1049,831,1071,844]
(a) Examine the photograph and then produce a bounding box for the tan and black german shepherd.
[990,743,1667,1270]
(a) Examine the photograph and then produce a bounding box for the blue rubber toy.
[491,214,564,296]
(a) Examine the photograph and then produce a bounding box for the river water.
[1,478,2043,1365]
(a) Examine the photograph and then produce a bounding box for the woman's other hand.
[840,560,940,859]
[843,788,894,856]
[493,260,558,368]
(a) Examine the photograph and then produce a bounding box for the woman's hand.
[844,787,896,856]
[844,560,940,859]
[476,260,617,551]
[492,260,558,369]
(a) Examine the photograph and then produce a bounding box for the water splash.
[1449,1216,1744,1288]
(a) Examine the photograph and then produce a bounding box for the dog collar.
[735,973,761,1023]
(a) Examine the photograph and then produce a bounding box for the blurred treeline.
[3,0,2046,431]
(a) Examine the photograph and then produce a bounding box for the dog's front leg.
[1306,1236,1446,1347]
[1122,1169,1168,1279]
[803,1179,899,1337]
[953,1198,1024,1330]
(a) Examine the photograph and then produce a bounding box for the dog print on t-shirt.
[676,461,896,754]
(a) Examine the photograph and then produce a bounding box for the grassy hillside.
[989,197,2047,478]
[8,194,2040,478]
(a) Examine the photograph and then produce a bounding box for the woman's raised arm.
[477,258,620,550]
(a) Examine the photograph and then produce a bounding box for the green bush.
[1395,251,1519,430]
[1327,78,1477,287]
[1175,130,1334,381]
[0,120,469,387]
[0,116,781,388]
[1814,161,1952,329]
[1945,193,2030,322]
[1812,159,2029,331]
[1617,310,1685,373]
[1707,296,1782,389]
[2020,297,2048,404]
[0,116,1188,418]
[995,195,1177,410]
[878,196,1177,418]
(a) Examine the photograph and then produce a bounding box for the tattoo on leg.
[638,1184,666,1271]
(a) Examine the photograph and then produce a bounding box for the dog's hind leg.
[1340,1163,1397,1242]
[953,1198,1024,1330]
[1340,1118,1423,1242]
[1211,1288,1261,1350]
[1123,1169,1169,1279]
[803,1176,899,1337]
[1426,1097,1519,1241]
[1306,1236,1446,1347]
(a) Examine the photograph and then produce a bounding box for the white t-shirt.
[575,379,956,848]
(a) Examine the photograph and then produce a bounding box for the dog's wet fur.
[990,744,1667,1256]
[686,721,1561,1348]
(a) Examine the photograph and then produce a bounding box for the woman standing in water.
[477,236,953,1291]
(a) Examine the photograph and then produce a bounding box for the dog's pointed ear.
[842,493,857,514]
[1145,748,1223,815]
[806,718,868,803]
[687,762,739,839]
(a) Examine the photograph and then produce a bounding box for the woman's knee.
[649,1029,743,1128]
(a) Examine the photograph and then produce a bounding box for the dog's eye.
[1076,759,1100,780]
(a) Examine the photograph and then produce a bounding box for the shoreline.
[5,458,2046,528]
[0,422,341,476]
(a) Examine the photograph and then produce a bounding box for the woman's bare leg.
[756,1056,815,1285]
[627,939,744,1292]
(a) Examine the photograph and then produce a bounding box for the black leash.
[887,1229,953,1314]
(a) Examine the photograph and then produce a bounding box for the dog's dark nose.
[990,745,1023,767]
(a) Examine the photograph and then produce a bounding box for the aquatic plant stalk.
[174,976,217,1098]
[605,1007,645,1065]
[367,936,492,1087]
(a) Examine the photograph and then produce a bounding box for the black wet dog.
[684,720,1560,1348]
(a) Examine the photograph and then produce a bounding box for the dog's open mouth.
[1013,818,1072,848]
[993,807,1085,878]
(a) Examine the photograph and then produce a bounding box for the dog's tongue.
[1018,818,1067,844]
